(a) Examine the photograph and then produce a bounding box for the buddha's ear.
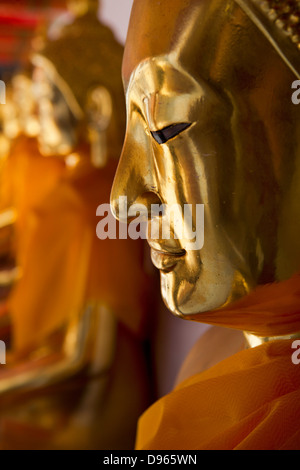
[86,86,112,132]
[85,86,113,168]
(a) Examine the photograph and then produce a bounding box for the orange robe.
[136,339,300,450]
[136,275,300,450]
[0,136,64,324]
[0,137,65,268]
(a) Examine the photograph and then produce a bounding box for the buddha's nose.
[110,133,161,222]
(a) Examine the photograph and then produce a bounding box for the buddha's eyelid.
[151,122,192,144]
[143,95,156,129]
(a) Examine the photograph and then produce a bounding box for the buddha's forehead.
[127,56,198,99]
[122,0,214,88]
[122,0,289,95]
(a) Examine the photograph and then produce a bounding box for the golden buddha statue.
[0,0,151,450]
[111,0,300,449]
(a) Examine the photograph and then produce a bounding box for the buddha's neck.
[244,331,300,348]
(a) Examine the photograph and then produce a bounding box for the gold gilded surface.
[111,0,300,335]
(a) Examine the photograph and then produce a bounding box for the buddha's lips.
[147,239,185,255]
[148,241,186,271]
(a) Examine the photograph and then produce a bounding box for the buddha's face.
[32,66,78,157]
[111,56,257,317]
[111,0,298,318]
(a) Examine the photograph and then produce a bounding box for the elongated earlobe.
[86,86,112,168]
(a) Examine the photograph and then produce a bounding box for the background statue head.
[32,0,125,167]
[67,0,100,17]
[111,0,300,321]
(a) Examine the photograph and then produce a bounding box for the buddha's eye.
[151,122,191,144]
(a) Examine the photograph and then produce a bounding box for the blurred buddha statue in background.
[0,72,66,346]
[0,77,46,337]
[111,0,300,449]
[0,0,151,450]
[0,89,19,315]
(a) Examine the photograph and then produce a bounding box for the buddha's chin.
[159,265,238,318]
